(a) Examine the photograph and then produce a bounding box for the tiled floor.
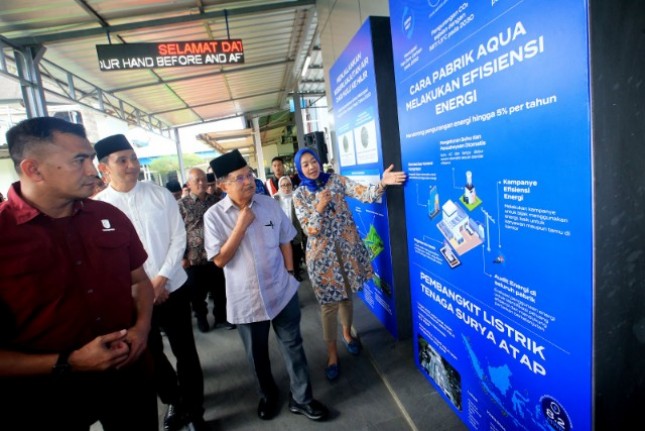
[92,274,467,431]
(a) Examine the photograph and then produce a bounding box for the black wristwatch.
[52,351,72,376]
[287,270,295,275]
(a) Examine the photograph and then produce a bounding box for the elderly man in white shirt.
[204,149,328,423]
[93,134,207,431]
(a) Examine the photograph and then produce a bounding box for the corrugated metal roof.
[0,0,324,143]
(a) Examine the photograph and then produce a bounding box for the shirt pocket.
[0,236,57,313]
[91,229,134,277]
[0,242,53,277]
[255,216,280,249]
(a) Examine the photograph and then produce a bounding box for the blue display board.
[389,1,592,430]
[329,18,400,338]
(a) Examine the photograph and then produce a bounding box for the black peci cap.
[209,149,247,179]
[95,134,134,161]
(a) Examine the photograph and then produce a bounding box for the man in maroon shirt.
[0,117,157,430]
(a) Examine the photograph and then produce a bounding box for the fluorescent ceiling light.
[301,55,311,77]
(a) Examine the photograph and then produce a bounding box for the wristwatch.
[287,270,295,275]
[52,351,72,376]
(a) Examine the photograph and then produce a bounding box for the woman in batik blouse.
[292,147,406,381]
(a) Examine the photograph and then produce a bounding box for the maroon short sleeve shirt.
[0,183,148,353]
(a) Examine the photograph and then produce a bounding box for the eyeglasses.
[279,183,292,189]
[227,172,254,184]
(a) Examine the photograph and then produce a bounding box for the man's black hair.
[271,156,285,164]
[6,116,87,173]
[165,179,182,193]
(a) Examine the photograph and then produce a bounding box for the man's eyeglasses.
[227,172,254,184]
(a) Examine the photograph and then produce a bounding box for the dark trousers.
[1,355,158,430]
[185,262,228,323]
[237,293,313,404]
[300,236,308,263]
[292,240,304,274]
[148,284,205,420]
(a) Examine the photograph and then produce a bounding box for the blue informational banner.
[389,1,592,430]
[329,18,400,338]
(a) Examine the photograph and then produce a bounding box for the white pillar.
[252,116,266,181]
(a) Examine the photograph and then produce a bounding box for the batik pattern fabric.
[293,174,384,305]
[178,193,220,265]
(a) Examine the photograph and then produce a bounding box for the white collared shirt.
[203,194,298,324]
[94,181,187,292]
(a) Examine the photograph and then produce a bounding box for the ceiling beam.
[150,89,283,115]
[8,0,316,45]
[73,0,110,27]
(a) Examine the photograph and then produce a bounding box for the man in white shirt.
[204,149,328,422]
[93,134,207,431]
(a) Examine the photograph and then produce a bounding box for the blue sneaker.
[344,338,361,356]
[325,363,339,381]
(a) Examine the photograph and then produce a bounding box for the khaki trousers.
[320,283,353,342]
